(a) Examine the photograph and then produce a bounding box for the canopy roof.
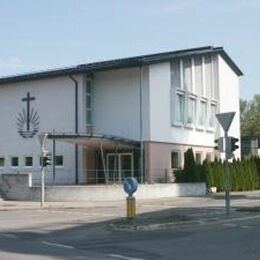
[46,132,140,150]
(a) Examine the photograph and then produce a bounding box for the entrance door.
[107,153,133,183]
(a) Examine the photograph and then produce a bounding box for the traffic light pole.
[224,131,230,216]
[41,163,45,208]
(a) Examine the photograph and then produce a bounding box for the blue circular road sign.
[123,177,138,196]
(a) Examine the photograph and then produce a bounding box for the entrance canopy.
[46,132,140,149]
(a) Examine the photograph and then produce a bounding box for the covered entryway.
[47,133,142,184]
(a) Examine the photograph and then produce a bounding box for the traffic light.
[41,151,52,167]
[230,137,239,152]
[214,137,224,152]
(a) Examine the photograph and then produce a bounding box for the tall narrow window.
[187,96,196,125]
[175,93,185,124]
[171,151,180,169]
[209,103,217,128]
[204,55,213,98]
[199,100,207,127]
[212,55,219,99]
[86,80,92,127]
[194,56,203,96]
[183,58,192,92]
[171,59,181,88]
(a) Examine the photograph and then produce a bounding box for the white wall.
[0,75,85,184]
[218,55,241,158]
[93,68,141,140]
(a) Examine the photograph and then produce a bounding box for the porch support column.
[100,142,108,184]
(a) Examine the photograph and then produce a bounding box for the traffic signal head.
[214,137,224,152]
[42,151,52,167]
[230,137,239,152]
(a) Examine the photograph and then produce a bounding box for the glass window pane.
[171,59,180,88]
[183,58,192,91]
[86,110,92,125]
[205,55,213,98]
[195,153,202,164]
[25,157,33,167]
[0,158,5,167]
[171,151,179,168]
[199,101,207,126]
[175,94,185,123]
[11,157,19,167]
[194,56,203,95]
[86,81,91,94]
[86,95,91,109]
[213,55,219,99]
[187,98,196,124]
[55,156,63,166]
[209,104,217,127]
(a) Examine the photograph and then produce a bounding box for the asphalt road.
[1,213,260,259]
[1,194,260,259]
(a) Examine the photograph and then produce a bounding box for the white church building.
[0,46,242,185]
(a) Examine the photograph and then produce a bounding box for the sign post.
[216,112,235,216]
[38,133,48,208]
[123,177,138,219]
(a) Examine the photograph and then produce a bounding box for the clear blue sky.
[0,0,259,100]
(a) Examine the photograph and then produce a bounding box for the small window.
[183,57,192,91]
[0,157,5,167]
[55,155,63,166]
[171,151,180,169]
[25,156,33,167]
[11,157,19,167]
[206,153,213,161]
[195,152,202,164]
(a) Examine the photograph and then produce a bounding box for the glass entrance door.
[107,153,133,183]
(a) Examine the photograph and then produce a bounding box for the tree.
[240,94,260,136]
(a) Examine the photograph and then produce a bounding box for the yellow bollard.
[126,196,136,219]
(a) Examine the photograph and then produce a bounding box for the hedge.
[175,148,260,192]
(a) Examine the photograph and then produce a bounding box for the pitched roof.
[0,46,243,85]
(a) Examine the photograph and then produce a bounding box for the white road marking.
[0,233,18,239]
[222,223,237,227]
[241,225,250,228]
[41,241,74,249]
[109,253,145,260]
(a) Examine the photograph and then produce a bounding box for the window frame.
[10,156,19,168]
[86,79,93,127]
[55,155,64,167]
[0,157,5,168]
[24,156,33,168]
[171,150,181,169]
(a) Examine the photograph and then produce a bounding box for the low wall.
[0,173,206,201]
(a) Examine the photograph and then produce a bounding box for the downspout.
[69,75,79,185]
[139,65,144,183]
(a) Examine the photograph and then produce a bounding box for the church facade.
[0,46,242,184]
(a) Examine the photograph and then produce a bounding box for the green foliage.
[175,147,260,192]
[204,157,259,191]
[175,148,206,183]
[240,94,260,136]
